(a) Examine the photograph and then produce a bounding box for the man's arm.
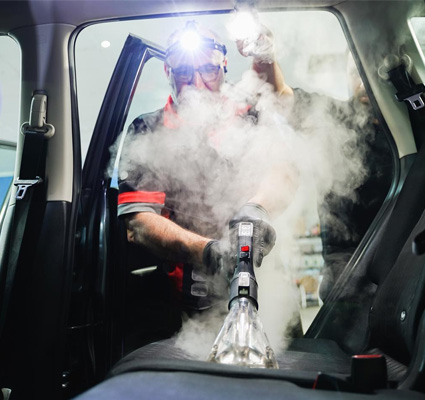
[125,211,210,266]
[252,60,293,97]
[236,26,293,97]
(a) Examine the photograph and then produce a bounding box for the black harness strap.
[0,92,54,339]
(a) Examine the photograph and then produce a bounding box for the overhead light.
[101,40,111,48]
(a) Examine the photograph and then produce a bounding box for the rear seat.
[101,139,425,390]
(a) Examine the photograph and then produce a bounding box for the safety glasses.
[169,64,222,83]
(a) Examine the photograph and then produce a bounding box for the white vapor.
[114,55,373,362]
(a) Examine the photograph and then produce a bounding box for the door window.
[75,10,394,336]
[0,36,20,209]
[410,17,425,60]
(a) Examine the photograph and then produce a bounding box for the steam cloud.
[113,63,375,361]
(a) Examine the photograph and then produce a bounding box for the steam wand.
[229,222,259,309]
[207,222,279,369]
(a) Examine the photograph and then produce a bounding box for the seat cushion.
[109,336,408,383]
[110,337,351,377]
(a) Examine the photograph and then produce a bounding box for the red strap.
[236,103,252,116]
[118,191,165,205]
[168,263,184,292]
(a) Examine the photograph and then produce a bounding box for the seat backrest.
[368,144,425,286]
[364,144,425,366]
[369,205,425,365]
[313,147,425,361]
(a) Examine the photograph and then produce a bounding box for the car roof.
[0,0,343,34]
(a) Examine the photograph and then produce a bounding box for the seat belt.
[387,63,425,148]
[386,63,425,254]
[0,91,55,338]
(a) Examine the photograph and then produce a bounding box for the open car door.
[70,34,166,396]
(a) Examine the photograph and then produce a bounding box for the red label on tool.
[241,246,250,252]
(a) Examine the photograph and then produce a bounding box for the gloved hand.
[236,24,275,65]
[230,203,276,268]
[202,239,232,276]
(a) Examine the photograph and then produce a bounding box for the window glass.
[0,36,20,208]
[76,11,393,334]
[76,12,349,161]
[0,144,16,198]
[410,17,425,59]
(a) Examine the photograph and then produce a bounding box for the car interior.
[1,1,425,399]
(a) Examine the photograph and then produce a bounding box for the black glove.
[202,239,232,276]
[230,203,276,268]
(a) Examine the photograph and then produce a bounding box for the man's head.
[165,21,228,102]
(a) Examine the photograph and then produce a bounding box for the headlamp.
[166,31,227,59]
[179,30,202,51]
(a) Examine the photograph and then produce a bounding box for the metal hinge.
[13,91,54,200]
[20,91,55,139]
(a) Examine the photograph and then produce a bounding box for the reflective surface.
[207,298,278,369]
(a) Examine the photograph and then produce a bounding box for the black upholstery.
[75,367,425,400]
[369,145,425,285]
[369,210,425,365]
[108,337,351,377]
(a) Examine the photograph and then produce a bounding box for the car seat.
[93,138,425,395]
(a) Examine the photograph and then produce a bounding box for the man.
[118,21,296,311]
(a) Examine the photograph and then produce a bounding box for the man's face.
[165,47,226,101]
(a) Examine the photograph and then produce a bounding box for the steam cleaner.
[207,221,279,368]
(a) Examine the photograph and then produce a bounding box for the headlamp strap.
[166,38,227,59]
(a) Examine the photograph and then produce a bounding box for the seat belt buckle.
[395,84,425,111]
[14,177,43,200]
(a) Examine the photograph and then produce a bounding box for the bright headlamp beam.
[179,30,202,51]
